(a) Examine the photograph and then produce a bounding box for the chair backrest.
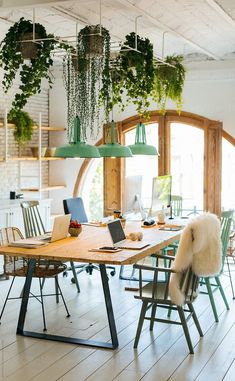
[63,197,88,223]
[21,201,46,238]
[0,227,27,275]
[171,195,183,217]
[221,210,234,268]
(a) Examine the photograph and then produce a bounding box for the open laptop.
[107,219,150,250]
[35,214,71,242]
[10,214,71,248]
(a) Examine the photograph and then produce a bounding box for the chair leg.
[55,275,59,303]
[54,276,70,318]
[134,301,148,348]
[187,303,203,337]
[177,306,194,354]
[226,256,235,299]
[215,276,230,310]
[70,261,80,293]
[150,303,157,331]
[205,277,219,322]
[0,276,15,322]
[39,278,47,332]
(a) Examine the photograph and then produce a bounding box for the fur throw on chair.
[169,212,222,306]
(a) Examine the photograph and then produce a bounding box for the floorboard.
[0,265,234,381]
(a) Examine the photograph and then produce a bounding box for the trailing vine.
[0,18,62,114]
[8,109,34,146]
[152,55,186,114]
[73,24,111,140]
[112,32,154,120]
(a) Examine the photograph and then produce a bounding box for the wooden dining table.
[0,222,181,350]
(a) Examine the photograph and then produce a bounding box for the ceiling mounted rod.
[33,8,35,41]
[99,0,102,34]
[162,31,167,60]
[134,15,142,50]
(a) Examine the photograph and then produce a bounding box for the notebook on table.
[9,214,71,248]
[107,219,150,250]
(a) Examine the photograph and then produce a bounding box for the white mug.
[157,210,165,224]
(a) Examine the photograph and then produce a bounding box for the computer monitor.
[122,175,146,219]
[149,175,172,217]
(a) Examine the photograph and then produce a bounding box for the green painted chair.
[133,254,203,354]
[171,195,183,217]
[200,210,234,322]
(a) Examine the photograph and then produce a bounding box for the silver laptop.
[107,219,150,250]
[36,214,71,242]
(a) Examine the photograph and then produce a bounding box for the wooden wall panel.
[204,120,222,215]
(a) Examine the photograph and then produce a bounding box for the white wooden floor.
[0,262,235,381]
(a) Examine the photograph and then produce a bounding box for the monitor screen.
[149,175,172,216]
[122,175,142,214]
[107,220,126,244]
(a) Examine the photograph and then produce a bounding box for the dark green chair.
[133,254,203,354]
[200,210,234,322]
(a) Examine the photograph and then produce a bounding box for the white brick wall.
[0,83,49,199]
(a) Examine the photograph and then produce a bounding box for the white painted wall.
[49,61,235,214]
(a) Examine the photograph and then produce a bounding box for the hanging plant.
[63,50,79,141]
[71,24,111,141]
[8,109,34,146]
[0,17,62,114]
[152,55,186,114]
[112,32,154,120]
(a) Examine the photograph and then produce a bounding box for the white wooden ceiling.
[1,0,235,62]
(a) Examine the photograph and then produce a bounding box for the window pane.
[222,138,235,210]
[125,123,158,209]
[81,159,103,220]
[170,123,204,212]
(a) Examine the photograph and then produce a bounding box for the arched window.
[170,122,204,212]
[222,137,235,210]
[74,111,233,217]
[80,158,103,220]
[125,122,159,209]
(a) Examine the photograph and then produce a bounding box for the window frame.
[73,110,234,216]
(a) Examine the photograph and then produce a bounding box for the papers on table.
[9,239,49,248]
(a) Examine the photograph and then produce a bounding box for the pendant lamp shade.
[55,117,100,158]
[98,121,132,158]
[128,122,159,156]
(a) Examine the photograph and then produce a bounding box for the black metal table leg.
[99,264,118,349]
[16,260,118,349]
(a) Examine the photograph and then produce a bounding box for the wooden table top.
[0,222,182,265]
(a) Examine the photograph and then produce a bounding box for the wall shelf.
[8,157,65,161]
[21,185,66,192]
[0,120,66,131]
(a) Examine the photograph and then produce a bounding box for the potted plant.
[0,18,61,113]
[63,25,111,141]
[8,109,34,146]
[152,55,186,114]
[111,32,154,119]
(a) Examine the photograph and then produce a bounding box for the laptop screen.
[108,220,126,244]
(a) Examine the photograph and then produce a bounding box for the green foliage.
[152,55,186,114]
[88,160,103,221]
[73,25,111,140]
[8,109,34,146]
[112,32,154,120]
[0,18,61,112]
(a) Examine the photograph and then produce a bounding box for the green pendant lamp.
[98,120,132,157]
[55,117,100,158]
[128,122,159,155]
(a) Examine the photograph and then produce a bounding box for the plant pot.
[83,28,104,58]
[45,147,56,157]
[20,32,39,59]
[69,226,82,237]
[31,147,47,157]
